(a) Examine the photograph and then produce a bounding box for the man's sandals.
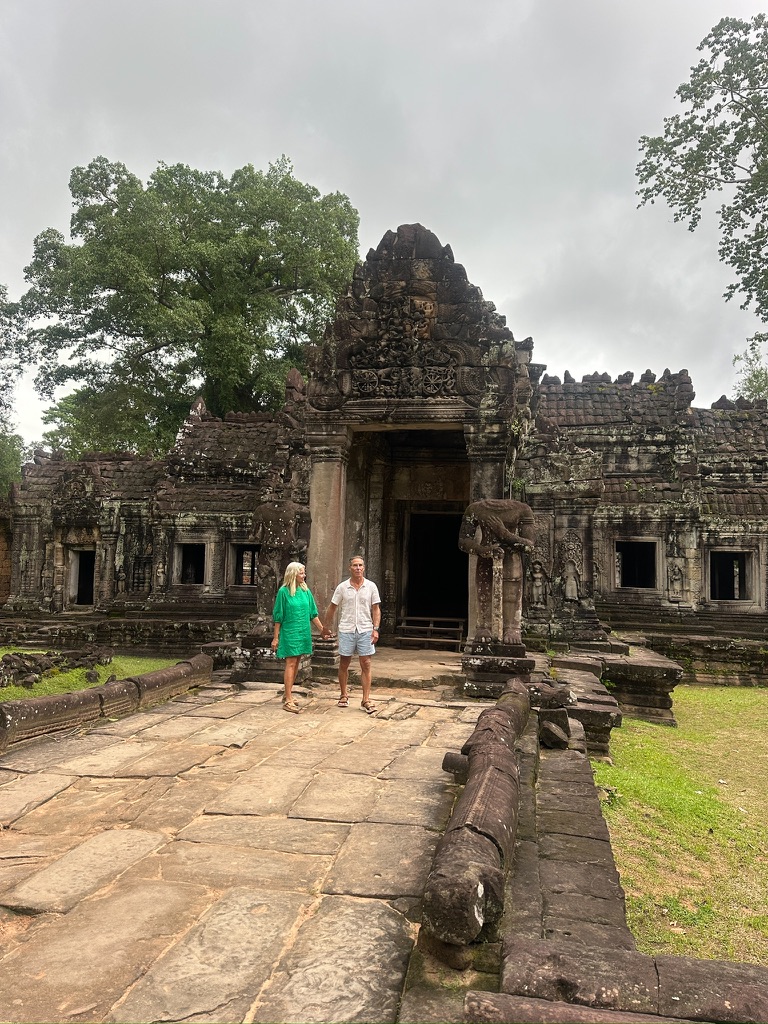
[283,699,301,714]
[337,693,349,708]
[361,699,378,715]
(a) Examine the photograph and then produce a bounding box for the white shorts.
[338,630,376,657]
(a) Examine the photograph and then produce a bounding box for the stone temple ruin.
[2,222,768,679]
[2,224,768,1021]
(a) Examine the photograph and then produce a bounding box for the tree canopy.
[636,14,768,396]
[15,156,359,455]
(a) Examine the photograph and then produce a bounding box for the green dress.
[272,585,319,658]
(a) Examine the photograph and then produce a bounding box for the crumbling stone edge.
[0,653,213,753]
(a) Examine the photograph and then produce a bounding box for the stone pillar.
[306,431,351,612]
[464,424,511,639]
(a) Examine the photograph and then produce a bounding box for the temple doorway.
[68,547,95,606]
[405,511,467,619]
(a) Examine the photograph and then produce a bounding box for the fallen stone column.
[422,679,530,953]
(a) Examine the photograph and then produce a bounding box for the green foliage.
[637,15,768,396]
[733,335,768,400]
[0,425,24,499]
[15,156,360,456]
[0,649,178,700]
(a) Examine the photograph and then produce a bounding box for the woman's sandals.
[337,693,349,708]
[361,699,378,715]
[282,699,301,714]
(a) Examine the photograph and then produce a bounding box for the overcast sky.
[1,0,765,443]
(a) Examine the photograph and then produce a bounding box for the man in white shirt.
[323,555,381,714]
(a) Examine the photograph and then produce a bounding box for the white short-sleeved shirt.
[331,577,381,632]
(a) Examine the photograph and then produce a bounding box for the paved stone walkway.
[0,673,485,1023]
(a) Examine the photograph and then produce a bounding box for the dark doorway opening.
[407,513,468,619]
[710,551,749,600]
[616,541,656,588]
[75,550,95,605]
[180,544,206,585]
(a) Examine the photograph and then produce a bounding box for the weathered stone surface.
[197,764,311,815]
[1,828,166,913]
[259,739,341,768]
[543,890,628,928]
[54,739,163,776]
[464,992,696,1023]
[289,770,383,822]
[538,833,616,866]
[0,879,212,1023]
[398,984,465,1023]
[7,776,173,834]
[324,823,438,898]
[544,920,636,950]
[146,839,331,891]
[0,832,81,895]
[539,860,622,900]
[656,953,768,1023]
[315,737,411,775]
[536,808,610,842]
[118,740,221,777]
[0,771,74,825]
[367,778,456,827]
[132,777,233,834]
[106,888,312,1023]
[137,714,214,740]
[178,814,350,855]
[0,732,119,772]
[252,895,413,1023]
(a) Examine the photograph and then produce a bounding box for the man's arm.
[322,602,338,637]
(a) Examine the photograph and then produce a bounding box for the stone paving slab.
[54,739,163,776]
[117,740,221,777]
[289,769,383,821]
[143,839,332,892]
[184,718,268,748]
[137,714,215,741]
[178,814,350,855]
[7,776,173,834]
[106,887,313,1024]
[183,699,252,719]
[0,771,74,825]
[1,827,167,913]
[132,777,233,834]
[0,832,82,895]
[195,734,295,774]
[206,765,311,815]
[315,736,413,775]
[425,721,474,749]
[252,895,414,1024]
[0,878,213,1023]
[262,739,343,768]
[0,732,120,772]
[324,822,439,898]
[367,778,456,827]
[379,745,452,780]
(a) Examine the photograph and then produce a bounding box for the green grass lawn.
[593,684,768,966]
[0,649,179,701]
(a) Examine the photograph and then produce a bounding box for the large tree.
[636,14,768,395]
[0,285,25,494]
[16,156,359,455]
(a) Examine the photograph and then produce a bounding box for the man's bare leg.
[338,655,352,699]
[358,655,373,706]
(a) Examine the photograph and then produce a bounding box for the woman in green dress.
[271,561,325,713]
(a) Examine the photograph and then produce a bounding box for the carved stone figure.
[252,500,312,614]
[563,560,580,602]
[458,498,536,646]
[530,560,548,607]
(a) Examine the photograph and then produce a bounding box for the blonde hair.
[283,561,307,596]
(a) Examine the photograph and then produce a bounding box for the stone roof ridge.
[365,223,455,263]
[711,393,768,411]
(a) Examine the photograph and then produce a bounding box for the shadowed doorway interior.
[406,512,468,620]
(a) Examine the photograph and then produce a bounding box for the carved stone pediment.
[306,224,523,419]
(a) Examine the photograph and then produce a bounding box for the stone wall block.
[95,678,141,717]
[0,688,103,747]
[656,953,768,1023]
[129,653,213,708]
